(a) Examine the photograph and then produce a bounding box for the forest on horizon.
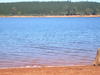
[0,1,100,15]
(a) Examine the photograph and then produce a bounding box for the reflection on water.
[0,17,100,68]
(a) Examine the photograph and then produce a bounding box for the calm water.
[0,17,100,68]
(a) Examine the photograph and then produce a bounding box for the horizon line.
[0,1,99,3]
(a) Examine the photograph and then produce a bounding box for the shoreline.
[0,65,87,69]
[0,65,100,75]
[0,15,100,18]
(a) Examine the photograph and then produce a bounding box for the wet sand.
[0,15,100,17]
[0,66,100,75]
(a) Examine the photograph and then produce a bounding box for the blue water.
[0,17,100,68]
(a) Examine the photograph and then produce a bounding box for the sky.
[0,0,99,3]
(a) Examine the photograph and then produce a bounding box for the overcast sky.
[0,0,99,3]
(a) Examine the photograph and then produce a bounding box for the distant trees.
[66,6,77,15]
[11,7,22,15]
[85,8,96,15]
[66,7,97,15]
[11,7,17,15]
[0,2,100,15]
[65,2,99,15]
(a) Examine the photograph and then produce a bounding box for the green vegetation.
[0,1,100,15]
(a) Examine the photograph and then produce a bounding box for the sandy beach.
[0,15,100,18]
[0,66,100,75]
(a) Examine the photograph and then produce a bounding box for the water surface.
[0,17,100,68]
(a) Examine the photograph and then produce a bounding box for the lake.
[0,17,100,68]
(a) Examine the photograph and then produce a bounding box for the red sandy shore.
[0,15,100,17]
[0,66,100,75]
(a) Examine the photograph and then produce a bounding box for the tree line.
[0,1,100,15]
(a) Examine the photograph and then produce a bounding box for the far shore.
[0,66,100,75]
[0,15,100,18]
